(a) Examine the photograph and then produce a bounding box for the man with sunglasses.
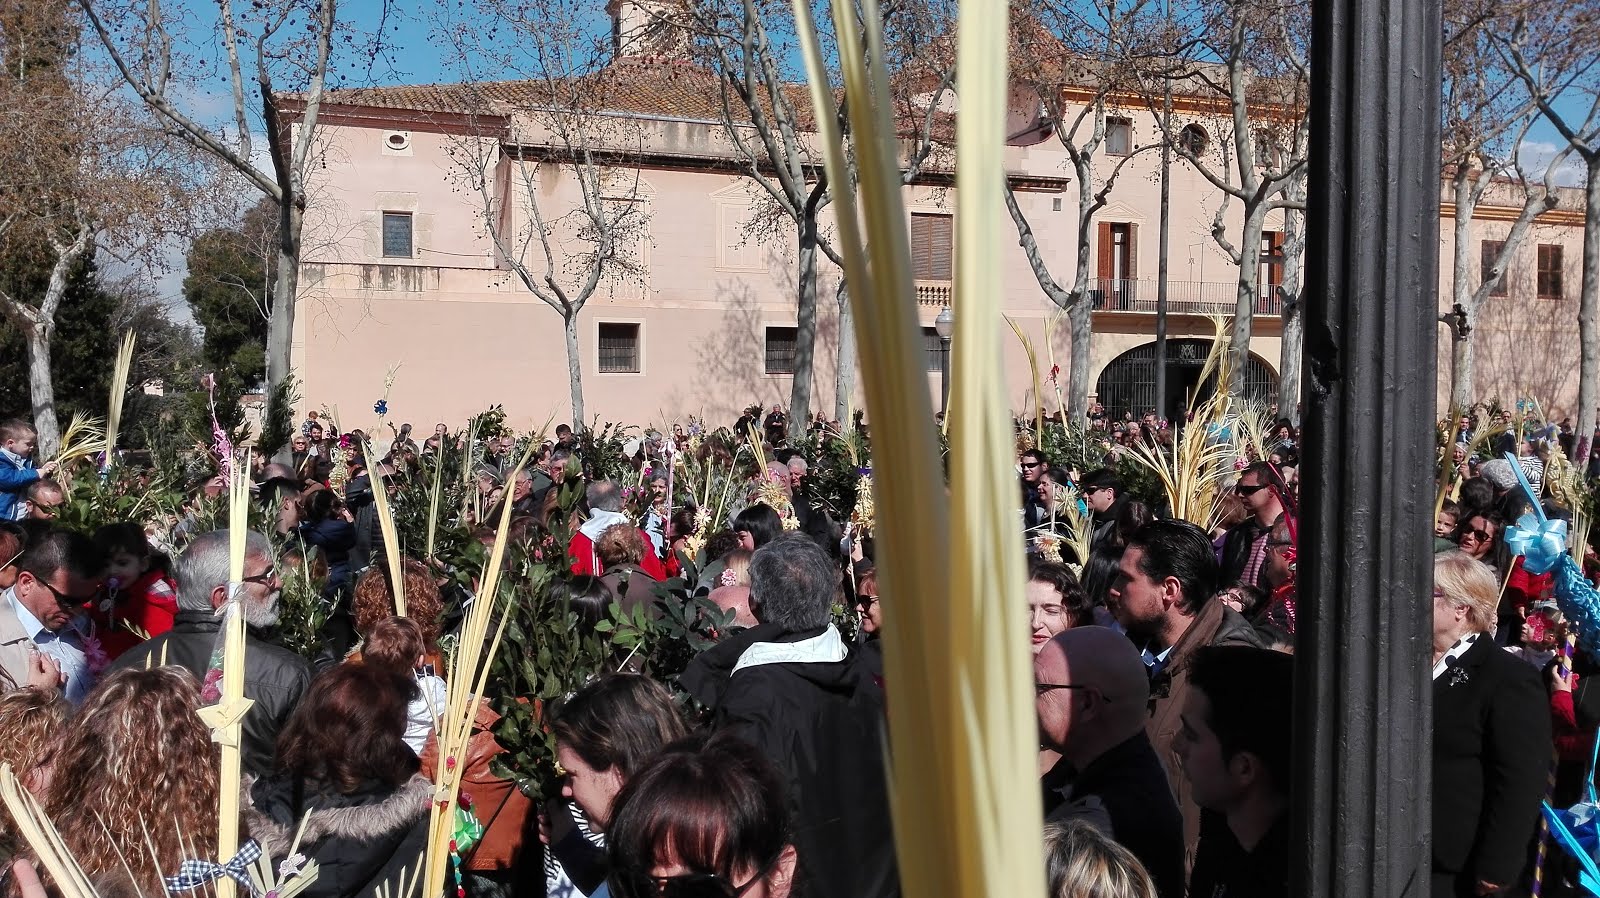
[1220,462,1285,591]
[1036,626,1185,898]
[1019,448,1051,532]
[108,529,311,778]
[0,529,106,703]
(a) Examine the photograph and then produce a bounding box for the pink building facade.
[285,54,1587,433]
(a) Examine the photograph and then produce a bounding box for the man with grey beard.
[109,529,311,777]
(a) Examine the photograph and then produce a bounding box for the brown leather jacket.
[1144,597,1265,866]
[419,703,533,873]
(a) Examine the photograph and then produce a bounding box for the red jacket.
[567,528,667,579]
[90,568,179,659]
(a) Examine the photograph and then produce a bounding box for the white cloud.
[1517,139,1588,188]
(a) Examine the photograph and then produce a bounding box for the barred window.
[765,326,798,375]
[598,323,640,373]
[381,212,413,258]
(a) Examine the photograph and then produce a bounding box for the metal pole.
[1154,1,1171,425]
[939,335,952,417]
[1292,0,1441,887]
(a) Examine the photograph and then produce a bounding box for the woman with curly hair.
[41,667,219,897]
[352,560,444,664]
[0,687,69,868]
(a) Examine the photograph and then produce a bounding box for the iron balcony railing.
[1090,278,1285,316]
[915,277,1285,315]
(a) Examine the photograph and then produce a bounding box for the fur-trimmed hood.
[243,773,432,856]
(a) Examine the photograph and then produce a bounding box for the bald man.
[708,584,758,629]
[1036,626,1185,898]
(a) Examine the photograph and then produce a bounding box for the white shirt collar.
[733,624,848,675]
[1433,632,1483,680]
[3,586,83,644]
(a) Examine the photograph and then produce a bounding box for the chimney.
[606,0,687,60]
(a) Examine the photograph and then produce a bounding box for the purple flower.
[374,400,389,416]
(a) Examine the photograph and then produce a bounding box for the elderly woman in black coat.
[1431,550,1551,897]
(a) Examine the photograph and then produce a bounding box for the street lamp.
[934,306,954,417]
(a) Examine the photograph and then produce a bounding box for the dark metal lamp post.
[935,306,954,417]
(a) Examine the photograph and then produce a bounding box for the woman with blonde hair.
[1431,550,1550,897]
[1042,819,1157,898]
[41,667,220,897]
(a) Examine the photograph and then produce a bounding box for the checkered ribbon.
[163,839,262,896]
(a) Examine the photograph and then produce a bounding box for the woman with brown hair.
[246,663,431,898]
[544,674,689,896]
[360,616,448,755]
[41,667,219,897]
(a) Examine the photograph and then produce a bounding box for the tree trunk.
[788,222,818,437]
[267,200,303,461]
[1574,163,1600,465]
[1068,294,1093,420]
[564,312,586,427]
[1278,202,1307,423]
[1230,206,1267,395]
[25,328,59,457]
[1449,175,1478,411]
[834,280,855,425]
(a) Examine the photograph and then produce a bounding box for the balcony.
[1091,279,1284,316]
[915,280,952,306]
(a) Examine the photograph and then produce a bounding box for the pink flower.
[201,668,223,704]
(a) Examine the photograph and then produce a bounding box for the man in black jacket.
[1037,626,1184,898]
[109,529,312,778]
[1219,462,1284,590]
[680,534,897,898]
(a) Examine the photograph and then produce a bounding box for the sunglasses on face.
[1021,462,1044,470]
[1461,528,1494,542]
[856,594,879,608]
[1235,483,1269,496]
[614,853,780,898]
[25,571,82,609]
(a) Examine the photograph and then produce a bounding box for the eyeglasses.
[1460,528,1494,542]
[1020,462,1044,470]
[1034,682,1109,701]
[856,594,879,608]
[241,566,276,586]
[614,852,781,898]
[1235,483,1269,496]
[24,571,83,609]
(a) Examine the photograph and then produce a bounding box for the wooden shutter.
[1127,223,1139,280]
[1267,231,1283,287]
[911,213,953,281]
[1097,221,1113,279]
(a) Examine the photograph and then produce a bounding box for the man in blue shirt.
[0,529,105,702]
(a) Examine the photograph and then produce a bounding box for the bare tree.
[1160,0,1310,393]
[441,0,651,426]
[1499,0,1600,458]
[685,0,951,431]
[1003,4,1162,420]
[0,0,196,453]
[75,0,345,456]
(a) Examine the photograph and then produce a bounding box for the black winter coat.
[1219,517,1271,590]
[1044,733,1185,898]
[1432,635,1552,895]
[108,610,311,778]
[681,623,899,898]
[246,774,431,898]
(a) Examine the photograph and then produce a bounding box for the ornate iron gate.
[1093,339,1277,422]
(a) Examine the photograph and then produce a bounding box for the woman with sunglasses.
[1452,513,1502,567]
[607,731,798,898]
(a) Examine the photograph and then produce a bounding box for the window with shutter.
[598,323,641,373]
[923,328,945,372]
[1538,245,1564,299]
[765,327,799,374]
[910,213,953,281]
[1106,118,1132,156]
[1480,240,1507,297]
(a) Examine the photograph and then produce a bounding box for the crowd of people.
[0,396,1591,898]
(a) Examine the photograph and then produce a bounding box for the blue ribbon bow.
[164,839,262,896]
[1506,513,1569,576]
